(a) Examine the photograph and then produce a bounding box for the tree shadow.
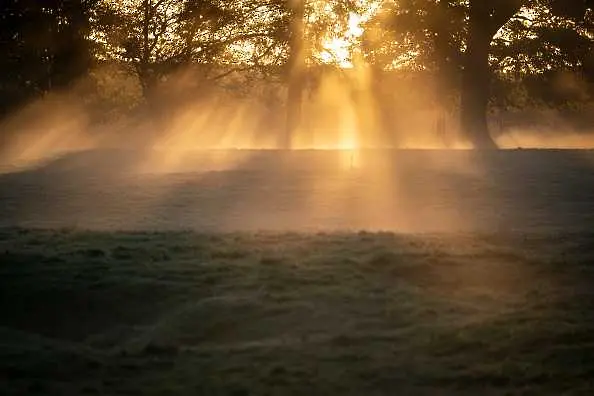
[1,148,594,232]
[472,149,594,232]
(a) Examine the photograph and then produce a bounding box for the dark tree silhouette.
[489,0,594,110]
[2,0,594,149]
[0,0,98,117]
[460,1,524,148]
[378,0,593,148]
[92,0,241,97]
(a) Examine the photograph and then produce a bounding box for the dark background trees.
[1,0,593,148]
[0,0,99,117]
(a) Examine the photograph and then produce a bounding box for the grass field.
[2,149,594,232]
[2,228,594,395]
[1,149,594,394]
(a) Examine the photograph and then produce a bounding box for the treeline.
[1,0,593,147]
[0,1,96,116]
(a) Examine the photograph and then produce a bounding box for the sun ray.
[313,1,383,68]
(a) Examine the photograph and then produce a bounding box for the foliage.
[0,0,99,116]
[92,0,246,94]
[2,0,594,134]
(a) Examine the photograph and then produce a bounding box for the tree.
[375,0,594,147]
[460,0,525,148]
[284,0,306,148]
[489,1,594,110]
[439,0,594,147]
[92,0,239,97]
[545,0,594,81]
[0,0,98,117]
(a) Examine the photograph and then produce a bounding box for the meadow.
[1,228,594,395]
[1,149,594,394]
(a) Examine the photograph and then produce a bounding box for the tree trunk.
[460,4,497,149]
[138,0,153,98]
[283,0,305,149]
[142,0,150,63]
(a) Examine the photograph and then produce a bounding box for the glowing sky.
[314,1,383,68]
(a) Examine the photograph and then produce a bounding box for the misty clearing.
[1,148,594,395]
[3,0,594,394]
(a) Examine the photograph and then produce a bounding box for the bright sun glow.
[316,1,382,68]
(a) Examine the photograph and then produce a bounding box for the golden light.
[318,37,353,68]
[83,0,476,160]
[315,3,382,69]
[317,12,365,68]
[291,0,384,155]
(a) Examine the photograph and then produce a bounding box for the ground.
[1,229,594,395]
[1,149,594,394]
[1,149,594,232]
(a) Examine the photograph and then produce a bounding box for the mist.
[3,61,594,173]
[1,63,593,233]
[1,0,594,233]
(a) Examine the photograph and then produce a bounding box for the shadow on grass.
[0,229,594,394]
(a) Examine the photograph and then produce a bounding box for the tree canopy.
[1,0,593,147]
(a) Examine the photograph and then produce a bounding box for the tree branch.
[489,0,527,37]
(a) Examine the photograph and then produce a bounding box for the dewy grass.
[1,228,594,394]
